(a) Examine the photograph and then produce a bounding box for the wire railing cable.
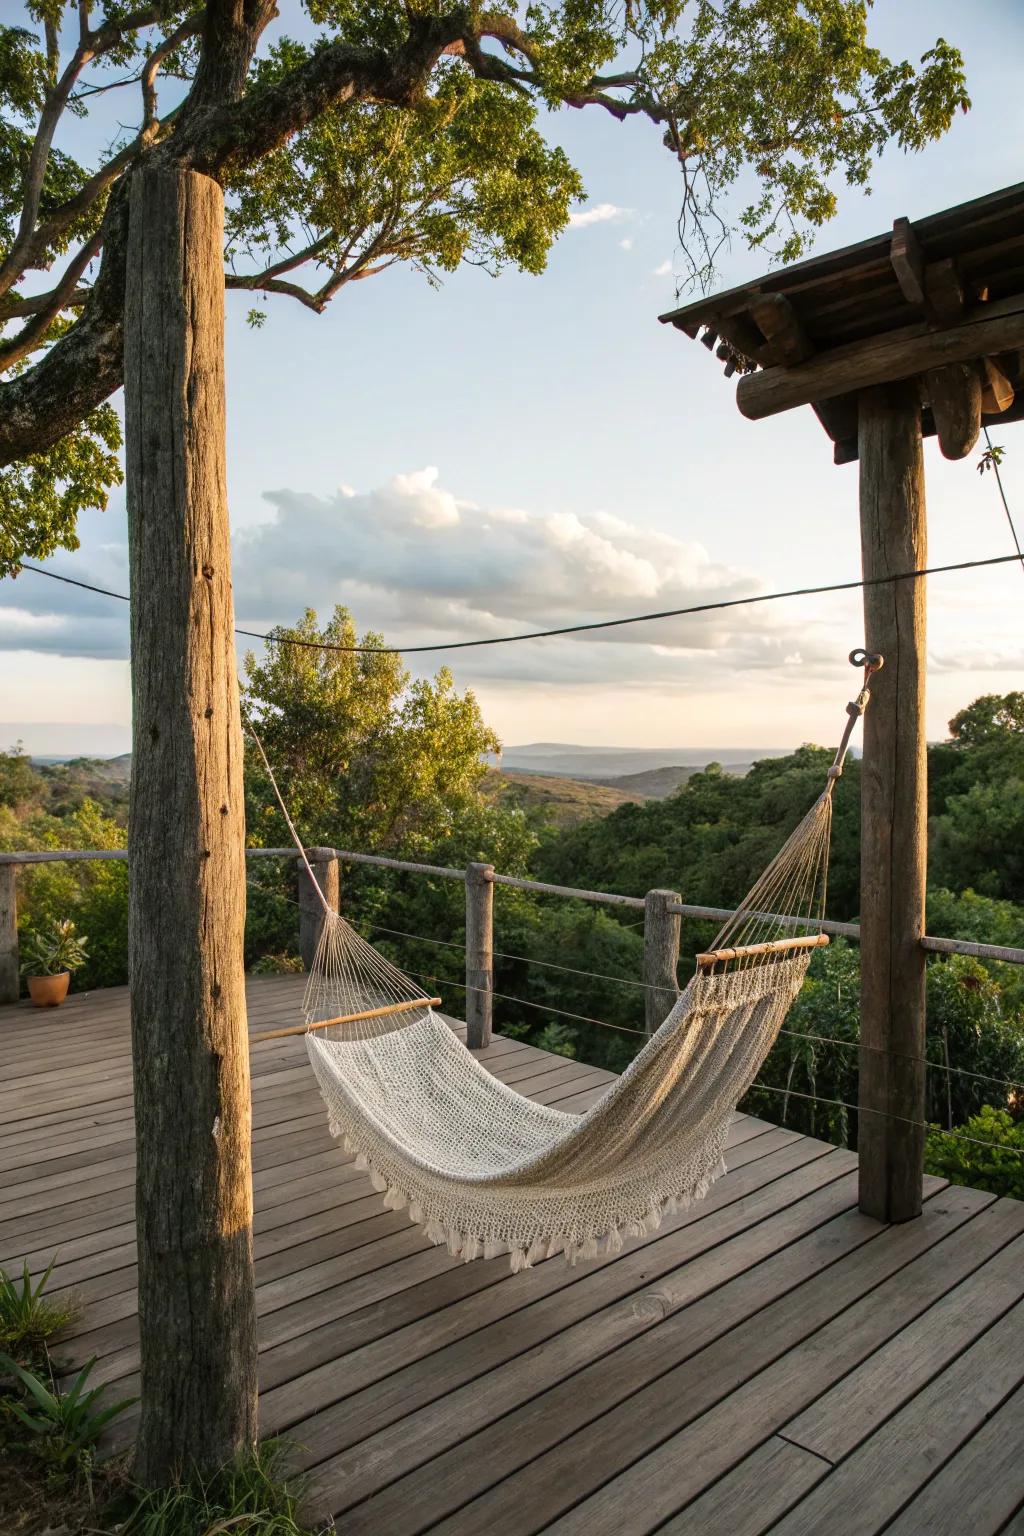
[749,1082,1024,1161]
[13,551,1024,654]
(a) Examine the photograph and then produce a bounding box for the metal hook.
[849,648,884,674]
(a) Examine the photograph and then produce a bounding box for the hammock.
[249,653,879,1270]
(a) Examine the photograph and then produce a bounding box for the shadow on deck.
[2,975,1024,1534]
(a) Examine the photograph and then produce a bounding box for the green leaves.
[241,605,500,860]
[0,402,122,576]
[227,55,583,306]
[925,1106,1024,1201]
[0,0,971,564]
[0,1257,78,1364]
[0,1351,136,1473]
[19,916,89,977]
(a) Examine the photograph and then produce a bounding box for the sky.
[2,0,1023,758]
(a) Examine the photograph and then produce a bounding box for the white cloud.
[567,202,628,230]
[619,237,633,251]
[653,259,674,278]
[0,466,846,692]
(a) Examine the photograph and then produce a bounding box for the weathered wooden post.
[644,889,681,1035]
[299,848,340,970]
[465,862,494,1048]
[857,382,928,1221]
[0,861,17,1004]
[660,196,1024,1225]
[125,165,256,1480]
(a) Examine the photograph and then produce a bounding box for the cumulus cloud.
[653,259,674,278]
[227,466,839,686]
[0,466,849,689]
[567,202,629,230]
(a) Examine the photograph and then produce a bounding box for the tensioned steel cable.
[983,427,1024,576]
[13,550,1024,655]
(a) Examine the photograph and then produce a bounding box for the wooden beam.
[857,382,928,1225]
[735,291,1024,420]
[924,363,982,460]
[890,218,926,308]
[923,258,964,325]
[749,294,814,365]
[715,313,772,367]
[812,394,859,463]
[980,356,1015,414]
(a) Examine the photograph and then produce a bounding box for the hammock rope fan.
[248,650,881,1271]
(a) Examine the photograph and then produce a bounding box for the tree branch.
[0,181,129,466]
[0,2,192,304]
[0,229,104,370]
[0,5,655,465]
[0,38,98,300]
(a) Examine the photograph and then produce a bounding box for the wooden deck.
[3,977,1024,1534]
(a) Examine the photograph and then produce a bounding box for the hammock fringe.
[327,1117,727,1270]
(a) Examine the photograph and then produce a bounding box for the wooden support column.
[298,848,339,970]
[465,862,494,1049]
[125,166,255,1481]
[857,381,928,1223]
[0,863,17,1004]
[644,889,681,1036]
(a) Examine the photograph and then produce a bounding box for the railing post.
[465,862,494,1049]
[644,889,681,1036]
[0,863,18,1004]
[298,848,339,971]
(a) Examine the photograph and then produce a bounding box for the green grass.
[0,1259,77,1365]
[112,1441,322,1535]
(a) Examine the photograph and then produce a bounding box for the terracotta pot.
[27,971,71,1007]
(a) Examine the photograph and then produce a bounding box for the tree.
[242,607,500,856]
[949,692,1024,747]
[0,0,968,1488]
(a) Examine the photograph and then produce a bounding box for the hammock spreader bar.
[252,995,443,1044]
[696,931,830,969]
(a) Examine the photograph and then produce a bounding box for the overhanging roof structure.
[660,181,1024,462]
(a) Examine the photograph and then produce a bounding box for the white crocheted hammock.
[251,657,878,1271]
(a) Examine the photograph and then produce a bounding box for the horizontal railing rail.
[2,844,1022,954]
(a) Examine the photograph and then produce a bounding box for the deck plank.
[767,1301,1024,1535]
[3,976,1024,1534]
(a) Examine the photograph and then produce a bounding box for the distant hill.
[34,754,132,818]
[484,768,645,828]
[495,743,787,779]
[592,761,751,797]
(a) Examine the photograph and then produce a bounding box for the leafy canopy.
[241,605,501,856]
[0,1,968,567]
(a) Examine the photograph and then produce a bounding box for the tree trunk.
[124,165,257,1483]
[856,381,928,1223]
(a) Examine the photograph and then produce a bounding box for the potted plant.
[20,920,89,1007]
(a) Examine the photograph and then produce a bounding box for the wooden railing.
[2,846,1023,1048]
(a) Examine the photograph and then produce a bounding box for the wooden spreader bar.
[696,932,829,969]
[251,995,442,1043]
